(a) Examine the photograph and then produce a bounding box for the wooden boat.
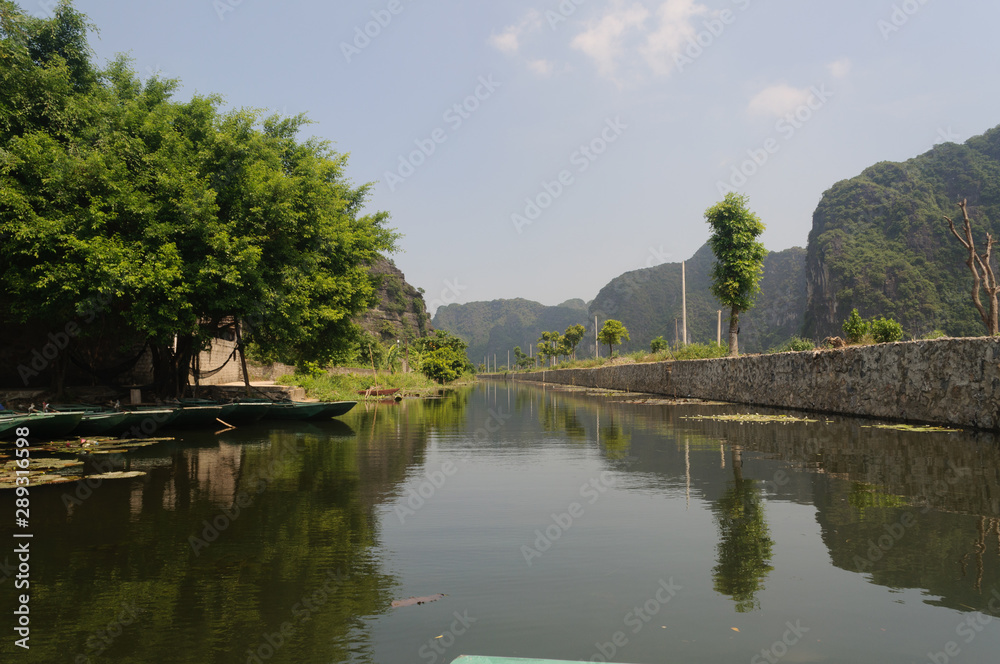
[357,387,401,397]
[265,402,330,420]
[0,411,84,440]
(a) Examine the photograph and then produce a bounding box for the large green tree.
[412,330,473,383]
[705,193,767,356]
[0,2,397,396]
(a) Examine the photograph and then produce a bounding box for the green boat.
[218,401,272,424]
[310,401,357,420]
[74,411,131,436]
[0,411,84,440]
[113,409,176,437]
[163,405,223,428]
[265,402,330,420]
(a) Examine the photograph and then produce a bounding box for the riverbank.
[490,336,1000,431]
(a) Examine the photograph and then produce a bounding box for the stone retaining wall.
[507,337,1000,430]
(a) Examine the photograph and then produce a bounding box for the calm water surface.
[3,382,1000,663]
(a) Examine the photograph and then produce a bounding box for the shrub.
[842,309,870,344]
[769,337,815,353]
[870,317,903,343]
[842,309,904,344]
[650,336,668,353]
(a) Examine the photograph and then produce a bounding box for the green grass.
[278,371,450,402]
[497,342,729,373]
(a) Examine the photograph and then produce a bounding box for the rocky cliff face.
[356,257,432,342]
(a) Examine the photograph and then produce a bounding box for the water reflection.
[711,448,774,613]
[511,382,1000,619]
[5,383,1000,664]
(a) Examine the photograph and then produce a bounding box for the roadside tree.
[705,193,767,356]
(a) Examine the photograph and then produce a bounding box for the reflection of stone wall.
[510,337,1000,430]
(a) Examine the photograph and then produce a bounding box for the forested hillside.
[432,299,589,365]
[589,245,807,354]
[803,126,1000,339]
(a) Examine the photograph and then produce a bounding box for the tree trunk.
[728,307,740,356]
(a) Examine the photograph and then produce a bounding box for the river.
[2,381,1000,663]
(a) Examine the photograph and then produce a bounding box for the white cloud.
[827,58,851,79]
[748,84,814,117]
[527,59,555,76]
[640,0,710,76]
[489,10,543,55]
[570,2,650,78]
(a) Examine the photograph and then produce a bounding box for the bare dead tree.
[945,199,1000,335]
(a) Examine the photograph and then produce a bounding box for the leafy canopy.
[705,192,767,313]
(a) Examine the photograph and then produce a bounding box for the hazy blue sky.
[38,0,1000,313]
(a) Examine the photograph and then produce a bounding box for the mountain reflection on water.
[2,382,999,664]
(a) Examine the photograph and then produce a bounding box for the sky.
[32,0,1000,314]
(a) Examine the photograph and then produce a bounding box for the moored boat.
[0,411,85,440]
[219,401,272,424]
[265,402,331,420]
[74,411,131,436]
[309,401,357,420]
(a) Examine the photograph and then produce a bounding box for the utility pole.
[717,310,722,346]
[682,261,688,346]
[594,315,599,358]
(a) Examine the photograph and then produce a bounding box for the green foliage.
[0,4,398,395]
[672,342,728,360]
[562,324,586,359]
[768,337,815,353]
[650,335,668,353]
[842,309,870,344]
[432,298,588,368]
[597,319,630,356]
[870,316,904,343]
[412,330,473,383]
[705,193,767,355]
[803,128,1000,339]
[842,309,904,344]
[512,346,535,370]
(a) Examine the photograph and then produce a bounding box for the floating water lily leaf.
[391,594,446,608]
